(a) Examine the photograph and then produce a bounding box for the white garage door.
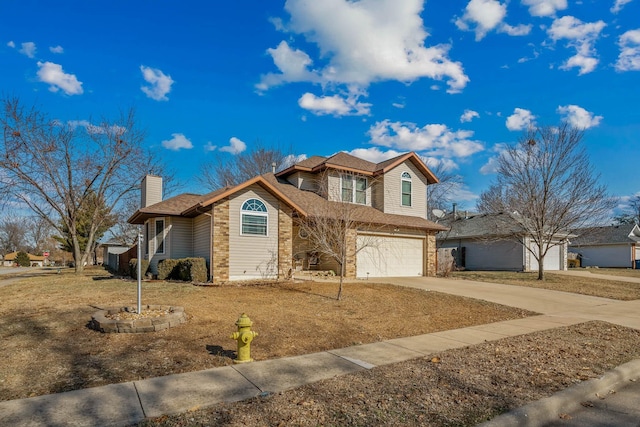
[530,245,561,271]
[356,235,423,278]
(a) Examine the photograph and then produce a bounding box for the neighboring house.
[100,240,133,272]
[436,212,569,272]
[128,151,447,282]
[2,251,45,267]
[570,224,640,269]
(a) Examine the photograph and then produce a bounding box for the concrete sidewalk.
[1,276,640,426]
[0,314,588,427]
[549,269,640,284]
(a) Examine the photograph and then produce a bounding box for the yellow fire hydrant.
[230,313,258,363]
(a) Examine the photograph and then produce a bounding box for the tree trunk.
[337,261,344,301]
[537,255,545,280]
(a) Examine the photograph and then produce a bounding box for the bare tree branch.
[477,123,615,280]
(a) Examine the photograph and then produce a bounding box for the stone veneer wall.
[278,206,293,278]
[426,232,436,277]
[344,228,357,278]
[212,198,230,282]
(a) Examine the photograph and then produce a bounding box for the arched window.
[401,172,412,207]
[241,199,268,236]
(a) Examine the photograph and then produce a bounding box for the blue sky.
[2,0,639,213]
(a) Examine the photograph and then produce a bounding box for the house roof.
[570,224,640,246]
[436,212,576,241]
[276,151,439,184]
[128,168,446,232]
[4,251,45,261]
[436,212,526,240]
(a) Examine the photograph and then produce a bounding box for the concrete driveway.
[382,276,640,330]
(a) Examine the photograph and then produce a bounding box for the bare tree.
[26,216,53,254]
[297,173,381,300]
[0,215,28,255]
[198,142,295,189]
[0,97,162,273]
[426,162,465,221]
[613,195,640,226]
[477,123,614,280]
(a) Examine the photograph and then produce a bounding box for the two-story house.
[128,151,446,282]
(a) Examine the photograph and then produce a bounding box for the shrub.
[155,257,208,282]
[178,258,208,283]
[129,258,150,279]
[15,251,31,267]
[157,259,180,280]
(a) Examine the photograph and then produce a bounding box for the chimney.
[452,202,458,219]
[272,162,277,173]
[141,175,163,208]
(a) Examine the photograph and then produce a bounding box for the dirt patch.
[138,321,640,427]
[0,269,533,401]
[450,270,640,300]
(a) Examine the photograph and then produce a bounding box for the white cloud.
[616,29,640,71]
[547,16,606,75]
[7,41,15,48]
[557,105,603,129]
[68,120,126,136]
[49,45,64,54]
[367,120,484,158]
[611,0,634,13]
[424,156,460,172]
[498,23,532,36]
[161,133,193,151]
[36,61,83,95]
[346,147,405,163]
[392,102,405,109]
[506,108,536,131]
[19,41,37,58]
[460,109,480,122]
[455,0,507,41]
[298,92,371,116]
[522,0,567,17]
[219,137,247,155]
[140,65,174,101]
[479,143,508,174]
[204,142,217,152]
[259,0,469,94]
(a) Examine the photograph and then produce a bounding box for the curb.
[478,358,640,427]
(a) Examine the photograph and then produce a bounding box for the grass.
[0,267,533,401]
[583,267,640,278]
[449,270,640,300]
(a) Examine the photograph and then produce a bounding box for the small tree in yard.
[297,174,380,300]
[15,251,30,267]
[477,123,615,280]
[0,97,163,274]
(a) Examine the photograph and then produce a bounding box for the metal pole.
[137,226,142,314]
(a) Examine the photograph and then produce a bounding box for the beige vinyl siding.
[371,177,385,210]
[382,161,428,218]
[169,217,193,259]
[228,185,279,280]
[193,213,211,264]
[141,175,162,207]
[147,217,168,274]
[287,171,319,191]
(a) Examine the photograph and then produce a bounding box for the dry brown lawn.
[449,270,640,300]
[138,321,640,427]
[0,267,533,402]
[584,267,640,278]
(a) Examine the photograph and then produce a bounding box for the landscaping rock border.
[90,305,186,333]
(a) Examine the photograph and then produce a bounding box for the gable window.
[401,172,412,207]
[241,198,268,236]
[155,219,165,254]
[341,174,367,204]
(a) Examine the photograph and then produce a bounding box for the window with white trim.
[401,172,412,207]
[155,218,165,254]
[241,199,268,236]
[341,174,367,204]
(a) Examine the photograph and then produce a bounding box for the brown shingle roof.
[276,151,438,184]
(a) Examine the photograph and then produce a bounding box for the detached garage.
[357,235,424,278]
[570,224,640,269]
